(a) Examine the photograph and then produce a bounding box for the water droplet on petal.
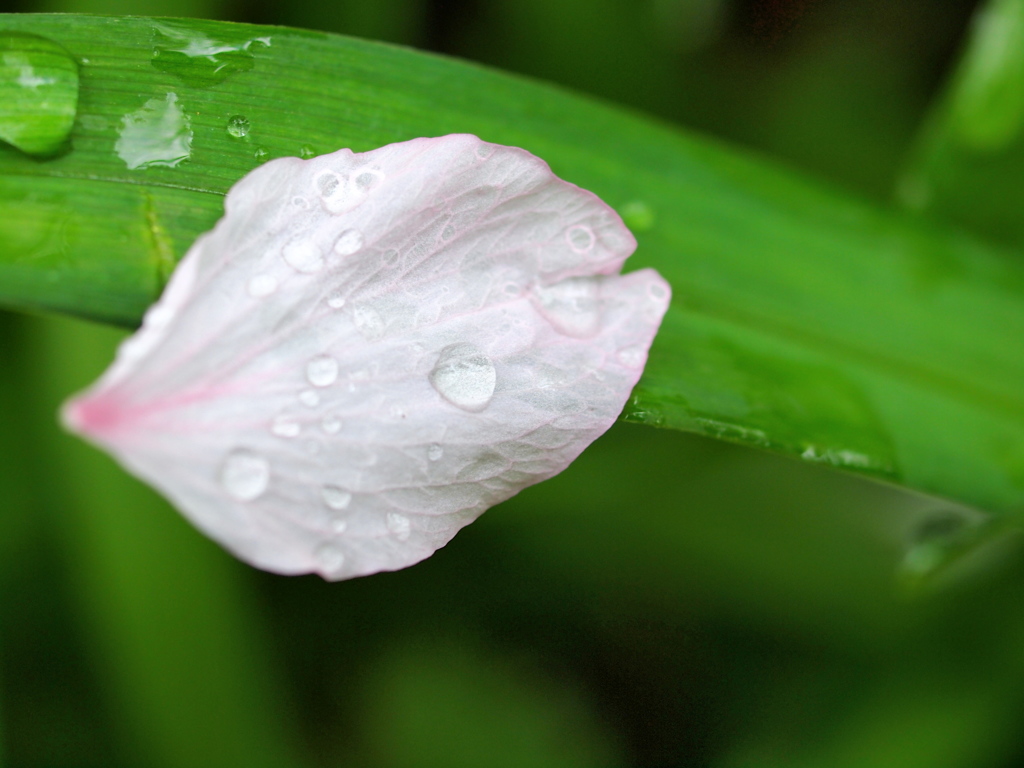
[429,343,496,412]
[226,114,250,138]
[326,290,346,309]
[321,485,352,510]
[220,449,269,500]
[246,274,277,297]
[566,224,595,253]
[334,229,363,255]
[321,414,342,434]
[298,389,320,407]
[387,512,411,540]
[352,305,385,340]
[315,543,345,575]
[270,414,300,438]
[648,282,668,301]
[306,355,338,387]
[531,276,602,338]
[427,443,443,461]
[282,238,323,273]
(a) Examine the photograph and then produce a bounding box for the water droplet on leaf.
[0,32,79,156]
[150,22,267,87]
[115,92,192,170]
[226,114,250,138]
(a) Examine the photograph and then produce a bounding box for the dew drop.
[326,290,346,309]
[334,229,363,255]
[566,224,595,253]
[306,355,338,387]
[253,146,269,162]
[441,224,456,240]
[282,238,324,273]
[475,143,495,160]
[116,92,192,170]
[226,114,250,138]
[427,443,444,461]
[270,414,300,438]
[220,449,269,501]
[616,345,646,368]
[354,169,382,191]
[246,274,277,297]
[387,512,411,540]
[298,389,320,407]
[299,144,316,159]
[429,343,497,412]
[648,282,668,301]
[321,414,342,434]
[315,543,345,574]
[352,305,386,340]
[321,485,352,510]
[315,171,340,197]
[531,277,601,338]
[330,518,348,534]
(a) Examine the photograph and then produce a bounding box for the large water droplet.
[226,114,250,138]
[150,22,267,87]
[334,229,363,255]
[386,512,411,540]
[306,355,338,387]
[531,277,602,338]
[0,32,79,156]
[221,449,269,501]
[321,485,352,510]
[429,343,496,412]
[115,92,192,170]
[281,238,324,273]
[315,543,345,575]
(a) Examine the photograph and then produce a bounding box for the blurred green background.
[6,1,1024,766]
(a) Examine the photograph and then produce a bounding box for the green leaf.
[899,0,1024,250]
[0,31,78,156]
[0,14,1022,515]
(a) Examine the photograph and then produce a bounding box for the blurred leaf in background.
[5,1,1024,768]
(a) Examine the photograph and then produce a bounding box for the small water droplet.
[441,224,456,240]
[330,518,348,534]
[298,389,320,407]
[220,449,269,501]
[321,485,352,510]
[299,144,316,159]
[648,282,668,301]
[282,238,324,273]
[270,414,300,438]
[246,274,277,297]
[427,443,443,461]
[306,355,338,387]
[566,224,595,253]
[354,169,383,190]
[531,277,601,338]
[326,290,346,309]
[334,229,363,255]
[475,143,495,160]
[429,343,497,412]
[386,512,411,540]
[253,146,269,162]
[616,345,646,368]
[321,414,342,434]
[315,171,339,197]
[226,114,250,138]
[315,543,345,575]
[352,305,386,340]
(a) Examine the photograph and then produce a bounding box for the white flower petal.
[61,134,670,581]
